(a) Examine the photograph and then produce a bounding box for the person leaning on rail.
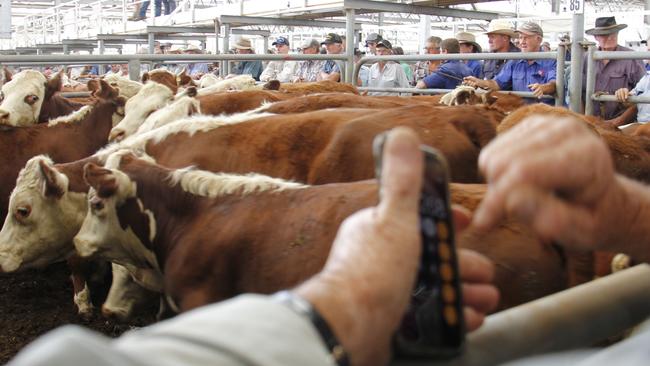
[582,16,645,120]
[415,38,472,90]
[364,40,410,96]
[230,37,263,81]
[464,22,556,105]
[260,37,297,83]
[319,33,345,83]
[456,31,484,79]
[482,19,520,80]
[293,39,325,83]
[413,36,443,85]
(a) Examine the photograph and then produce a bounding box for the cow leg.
[68,256,95,319]
[102,263,158,322]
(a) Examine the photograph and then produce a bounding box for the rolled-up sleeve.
[9,295,335,366]
[494,60,514,90]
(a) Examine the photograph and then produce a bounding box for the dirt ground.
[0,262,156,364]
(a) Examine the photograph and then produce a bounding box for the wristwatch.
[273,291,349,366]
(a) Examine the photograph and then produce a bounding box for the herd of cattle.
[0,67,643,325]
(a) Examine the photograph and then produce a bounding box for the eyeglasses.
[424,46,440,52]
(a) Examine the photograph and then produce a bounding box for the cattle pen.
[2,0,650,365]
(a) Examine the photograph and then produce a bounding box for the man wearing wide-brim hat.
[583,16,645,121]
[456,32,484,78]
[230,37,263,81]
[481,19,520,80]
[364,39,410,96]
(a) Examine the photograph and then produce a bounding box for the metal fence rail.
[354,47,566,106]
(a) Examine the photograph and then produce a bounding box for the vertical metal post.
[584,45,597,116]
[569,12,584,113]
[223,24,230,75]
[263,36,269,54]
[214,19,220,54]
[148,32,155,54]
[190,0,196,23]
[555,44,566,107]
[128,59,141,81]
[99,39,105,55]
[378,13,383,36]
[122,0,127,32]
[345,8,355,83]
[63,44,69,54]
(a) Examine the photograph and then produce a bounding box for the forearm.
[483,79,500,91]
[611,175,650,264]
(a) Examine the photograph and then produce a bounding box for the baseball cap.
[321,33,343,45]
[375,39,393,49]
[299,39,320,50]
[517,22,544,37]
[272,36,289,46]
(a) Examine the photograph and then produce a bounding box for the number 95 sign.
[561,0,584,14]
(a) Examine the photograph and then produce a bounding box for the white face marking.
[197,75,256,96]
[102,263,156,321]
[73,283,94,316]
[74,168,159,274]
[0,159,87,272]
[134,96,200,136]
[109,82,173,141]
[0,70,47,126]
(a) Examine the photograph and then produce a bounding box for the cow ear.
[262,80,280,90]
[39,160,66,198]
[83,163,118,198]
[44,70,64,100]
[141,72,150,83]
[3,68,12,83]
[95,79,119,100]
[87,79,100,94]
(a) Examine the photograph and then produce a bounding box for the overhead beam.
[97,33,208,41]
[231,29,271,36]
[343,0,499,20]
[146,25,215,34]
[219,15,360,29]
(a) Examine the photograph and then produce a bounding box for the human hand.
[615,88,630,102]
[528,83,545,98]
[296,128,498,366]
[463,76,482,88]
[474,115,634,252]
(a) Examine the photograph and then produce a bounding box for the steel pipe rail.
[593,95,650,103]
[358,87,555,100]
[394,264,650,366]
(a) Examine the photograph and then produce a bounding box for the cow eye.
[15,205,31,220]
[24,95,39,105]
[90,197,104,212]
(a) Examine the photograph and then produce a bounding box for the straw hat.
[586,16,627,36]
[183,44,202,53]
[234,37,254,50]
[455,32,482,53]
[485,19,517,38]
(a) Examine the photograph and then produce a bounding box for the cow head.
[102,262,158,322]
[101,74,144,100]
[176,68,198,88]
[142,69,178,94]
[0,70,63,126]
[0,156,88,272]
[134,92,201,136]
[109,82,174,142]
[74,153,157,272]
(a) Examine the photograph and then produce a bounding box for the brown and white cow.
[0,70,84,126]
[73,151,568,313]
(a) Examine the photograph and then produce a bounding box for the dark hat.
[455,32,482,53]
[321,33,343,45]
[375,39,393,49]
[272,36,289,46]
[365,32,383,46]
[586,17,627,36]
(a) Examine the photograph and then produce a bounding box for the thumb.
[377,127,423,218]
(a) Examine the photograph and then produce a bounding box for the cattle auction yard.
[1,0,650,365]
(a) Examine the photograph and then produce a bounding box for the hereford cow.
[197,75,257,96]
[0,70,84,126]
[275,80,359,95]
[0,80,124,316]
[73,151,568,313]
[142,69,178,94]
[88,74,143,100]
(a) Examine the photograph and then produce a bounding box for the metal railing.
[353,47,567,106]
[584,47,650,116]
[0,53,349,82]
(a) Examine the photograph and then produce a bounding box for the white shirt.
[260,60,298,83]
[366,62,410,96]
[630,72,650,123]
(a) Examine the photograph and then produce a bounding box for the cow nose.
[109,129,126,142]
[0,111,10,122]
[101,304,128,323]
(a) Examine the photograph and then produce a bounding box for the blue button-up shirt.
[232,60,263,81]
[630,73,650,123]
[466,60,484,79]
[422,60,472,89]
[495,58,557,104]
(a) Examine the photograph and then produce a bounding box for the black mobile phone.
[372,133,465,360]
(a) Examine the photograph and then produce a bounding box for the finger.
[377,127,423,218]
[464,307,486,332]
[452,205,472,233]
[458,249,495,283]
[462,283,500,314]
[503,185,599,250]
